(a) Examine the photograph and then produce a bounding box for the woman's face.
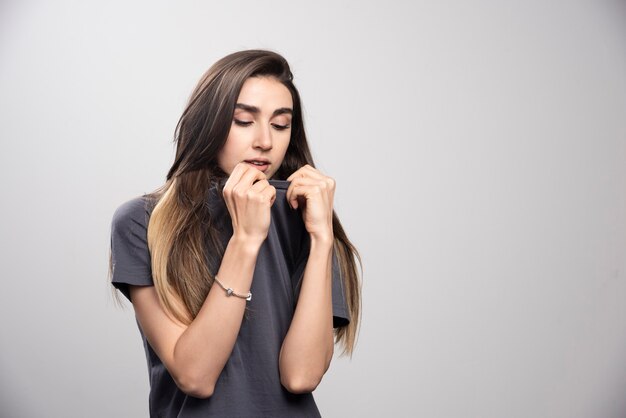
[217,76,293,180]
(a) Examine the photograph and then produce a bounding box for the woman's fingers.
[263,183,277,206]
[286,177,326,209]
[286,165,336,207]
[223,162,247,192]
[234,164,267,192]
[223,163,267,198]
[221,162,275,245]
[286,164,324,182]
[249,178,277,205]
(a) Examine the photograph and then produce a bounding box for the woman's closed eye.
[234,119,290,130]
[272,123,290,130]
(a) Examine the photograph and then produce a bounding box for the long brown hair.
[111,49,362,357]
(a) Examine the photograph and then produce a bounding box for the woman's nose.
[253,123,273,150]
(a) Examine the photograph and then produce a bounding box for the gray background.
[1,1,625,417]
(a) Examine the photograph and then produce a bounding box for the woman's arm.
[130,234,261,399]
[279,164,337,394]
[130,164,274,399]
[278,234,335,394]
[130,236,260,398]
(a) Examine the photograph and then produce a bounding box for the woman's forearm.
[279,235,335,393]
[172,234,261,397]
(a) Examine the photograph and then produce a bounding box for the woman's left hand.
[286,164,335,241]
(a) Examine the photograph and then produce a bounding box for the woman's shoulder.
[111,194,154,230]
[109,194,156,300]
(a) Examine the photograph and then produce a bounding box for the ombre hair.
[109,49,362,356]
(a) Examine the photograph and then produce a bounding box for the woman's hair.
[110,49,362,357]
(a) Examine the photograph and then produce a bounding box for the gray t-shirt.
[110,179,351,417]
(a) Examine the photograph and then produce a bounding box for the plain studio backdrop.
[1,1,625,417]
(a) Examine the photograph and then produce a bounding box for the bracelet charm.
[214,275,252,301]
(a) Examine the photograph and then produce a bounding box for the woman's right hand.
[222,162,277,247]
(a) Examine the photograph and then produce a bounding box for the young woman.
[109,49,362,417]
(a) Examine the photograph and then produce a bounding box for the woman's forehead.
[235,76,293,110]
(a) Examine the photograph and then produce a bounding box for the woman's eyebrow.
[235,103,293,117]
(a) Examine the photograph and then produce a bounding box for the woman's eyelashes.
[233,119,290,130]
[272,123,290,130]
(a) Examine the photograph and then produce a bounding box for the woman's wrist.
[309,232,334,249]
[230,232,265,254]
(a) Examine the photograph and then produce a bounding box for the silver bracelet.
[213,275,252,301]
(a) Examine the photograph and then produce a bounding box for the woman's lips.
[245,162,269,172]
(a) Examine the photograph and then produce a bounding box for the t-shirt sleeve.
[109,196,154,302]
[292,244,351,329]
